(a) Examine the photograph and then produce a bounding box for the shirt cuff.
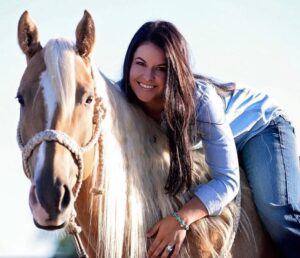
[193,185,223,216]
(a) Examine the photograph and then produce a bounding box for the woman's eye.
[85,96,93,104]
[136,61,145,66]
[156,66,166,72]
[16,95,25,106]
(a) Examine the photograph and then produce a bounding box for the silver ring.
[166,244,174,252]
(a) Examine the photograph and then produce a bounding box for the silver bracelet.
[172,212,189,231]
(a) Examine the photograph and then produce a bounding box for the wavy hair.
[120,21,196,195]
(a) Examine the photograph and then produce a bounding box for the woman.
[119,21,300,258]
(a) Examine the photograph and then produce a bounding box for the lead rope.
[65,210,88,258]
[17,96,105,258]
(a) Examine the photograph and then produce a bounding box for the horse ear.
[75,10,95,58]
[18,11,42,62]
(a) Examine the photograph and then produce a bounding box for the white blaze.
[34,71,57,181]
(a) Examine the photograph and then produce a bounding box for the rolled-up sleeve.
[193,83,240,216]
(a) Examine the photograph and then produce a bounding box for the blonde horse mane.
[88,65,240,258]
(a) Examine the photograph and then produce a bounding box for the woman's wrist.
[177,196,208,225]
[172,211,190,230]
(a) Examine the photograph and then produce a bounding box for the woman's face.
[129,42,167,110]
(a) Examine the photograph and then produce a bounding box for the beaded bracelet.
[172,212,189,231]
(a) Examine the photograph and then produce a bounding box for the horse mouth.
[34,219,66,231]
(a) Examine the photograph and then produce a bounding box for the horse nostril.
[60,185,71,210]
[35,174,72,216]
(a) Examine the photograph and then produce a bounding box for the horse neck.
[89,70,177,257]
[75,142,101,256]
[72,70,107,253]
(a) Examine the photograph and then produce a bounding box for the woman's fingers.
[149,241,171,258]
[147,229,163,257]
[160,243,175,258]
[170,242,182,258]
[147,216,187,257]
[147,221,160,237]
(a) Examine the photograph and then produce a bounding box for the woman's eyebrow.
[134,57,145,62]
[134,57,166,67]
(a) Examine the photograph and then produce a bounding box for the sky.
[0,0,299,257]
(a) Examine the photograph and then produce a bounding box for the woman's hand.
[147,197,208,258]
[147,215,186,258]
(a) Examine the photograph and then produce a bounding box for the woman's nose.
[144,67,155,81]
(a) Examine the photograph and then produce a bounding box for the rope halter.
[17,97,104,196]
[17,96,105,258]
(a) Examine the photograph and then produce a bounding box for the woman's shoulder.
[195,79,211,98]
[195,80,225,124]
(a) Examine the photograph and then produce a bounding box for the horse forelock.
[43,39,76,121]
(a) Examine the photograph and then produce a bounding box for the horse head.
[17,10,100,230]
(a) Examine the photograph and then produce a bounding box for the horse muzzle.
[29,184,74,230]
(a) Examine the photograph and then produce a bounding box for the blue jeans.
[239,115,300,258]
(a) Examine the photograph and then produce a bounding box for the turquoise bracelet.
[172,212,189,231]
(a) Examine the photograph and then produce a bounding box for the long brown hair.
[120,21,196,195]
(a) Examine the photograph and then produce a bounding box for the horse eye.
[85,96,93,104]
[16,95,25,106]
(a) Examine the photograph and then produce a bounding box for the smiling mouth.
[138,82,155,89]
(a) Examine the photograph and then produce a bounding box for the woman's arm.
[147,82,240,258]
[194,82,239,216]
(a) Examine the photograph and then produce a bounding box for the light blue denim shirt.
[193,80,282,215]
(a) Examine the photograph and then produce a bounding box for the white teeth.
[139,82,155,89]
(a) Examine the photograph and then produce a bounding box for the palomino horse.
[16,11,276,258]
